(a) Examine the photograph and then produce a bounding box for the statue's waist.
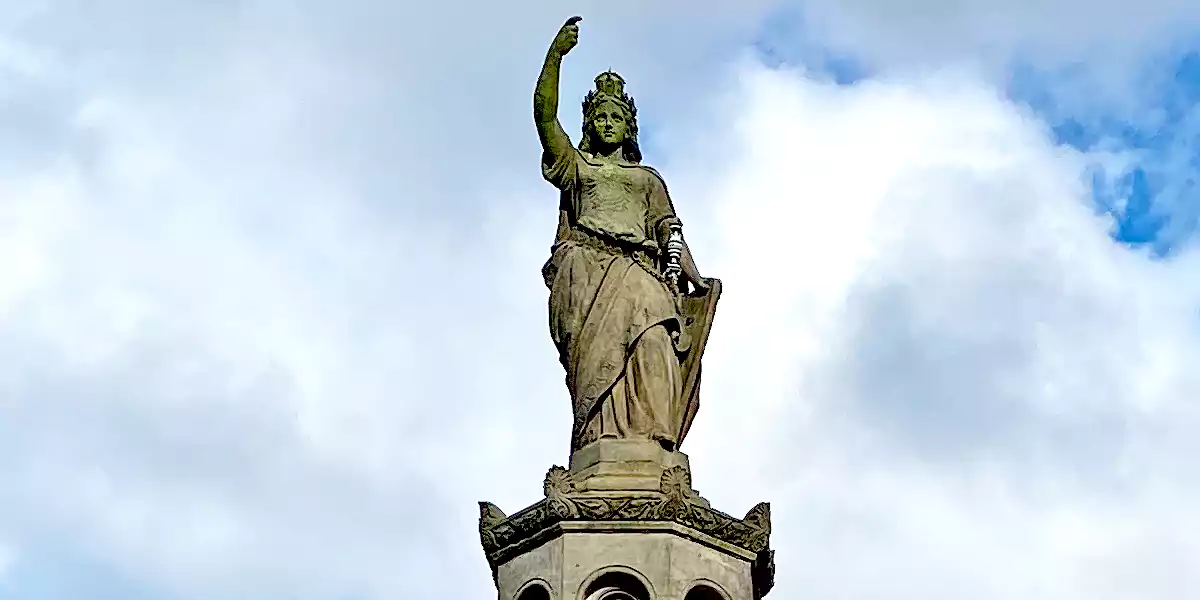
[575,211,645,241]
[550,226,678,294]
[558,225,659,259]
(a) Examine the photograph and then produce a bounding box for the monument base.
[480,439,774,600]
[568,439,709,506]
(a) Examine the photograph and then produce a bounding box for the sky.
[1,1,1199,599]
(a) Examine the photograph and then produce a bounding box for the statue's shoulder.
[638,163,663,177]
[637,164,669,190]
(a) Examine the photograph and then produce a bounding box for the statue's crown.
[584,70,636,118]
[593,70,626,97]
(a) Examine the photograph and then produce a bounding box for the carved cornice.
[480,465,775,599]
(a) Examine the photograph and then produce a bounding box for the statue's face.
[589,99,629,147]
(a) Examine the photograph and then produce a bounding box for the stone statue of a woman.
[535,16,721,454]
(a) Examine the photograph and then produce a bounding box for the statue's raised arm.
[535,16,722,456]
[534,16,581,172]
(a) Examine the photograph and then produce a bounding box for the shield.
[675,277,722,446]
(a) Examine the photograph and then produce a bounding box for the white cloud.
[666,60,1200,600]
[0,3,1198,600]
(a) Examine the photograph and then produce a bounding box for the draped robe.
[540,147,712,452]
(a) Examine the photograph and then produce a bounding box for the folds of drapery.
[544,238,720,451]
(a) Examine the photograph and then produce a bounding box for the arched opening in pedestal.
[582,570,651,600]
[516,580,552,600]
[683,583,729,600]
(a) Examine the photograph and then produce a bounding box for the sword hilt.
[665,221,684,290]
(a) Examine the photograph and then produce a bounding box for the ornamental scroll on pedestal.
[479,15,775,600]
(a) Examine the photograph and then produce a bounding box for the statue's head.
[580,70,642,163]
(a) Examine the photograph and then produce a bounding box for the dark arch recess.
[683,583,728,600]
[517,580,552,600]
[583,570,650,600]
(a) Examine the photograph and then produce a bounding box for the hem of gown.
[572,318,683,453]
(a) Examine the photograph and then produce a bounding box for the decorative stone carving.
[480,465,774,597]
[752,545,776,600]
[544,465,579,518]
[480,501,508,529]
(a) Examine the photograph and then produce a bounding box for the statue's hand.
[664,264,683,292]
[550,16,582,56]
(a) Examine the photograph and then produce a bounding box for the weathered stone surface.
[568,440,707,503]
[535,15,721,455]
[497,525,754,600]
[480,463,774,599]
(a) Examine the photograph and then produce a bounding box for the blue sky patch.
[1009,49,1200,256]
[0,541,164,600]
[752,7,870,85]
[749,7,1200,257]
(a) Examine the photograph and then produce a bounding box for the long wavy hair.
[578,88,642,163]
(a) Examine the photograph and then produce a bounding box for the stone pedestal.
[480,440,774,600]
[568,440,707,505]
